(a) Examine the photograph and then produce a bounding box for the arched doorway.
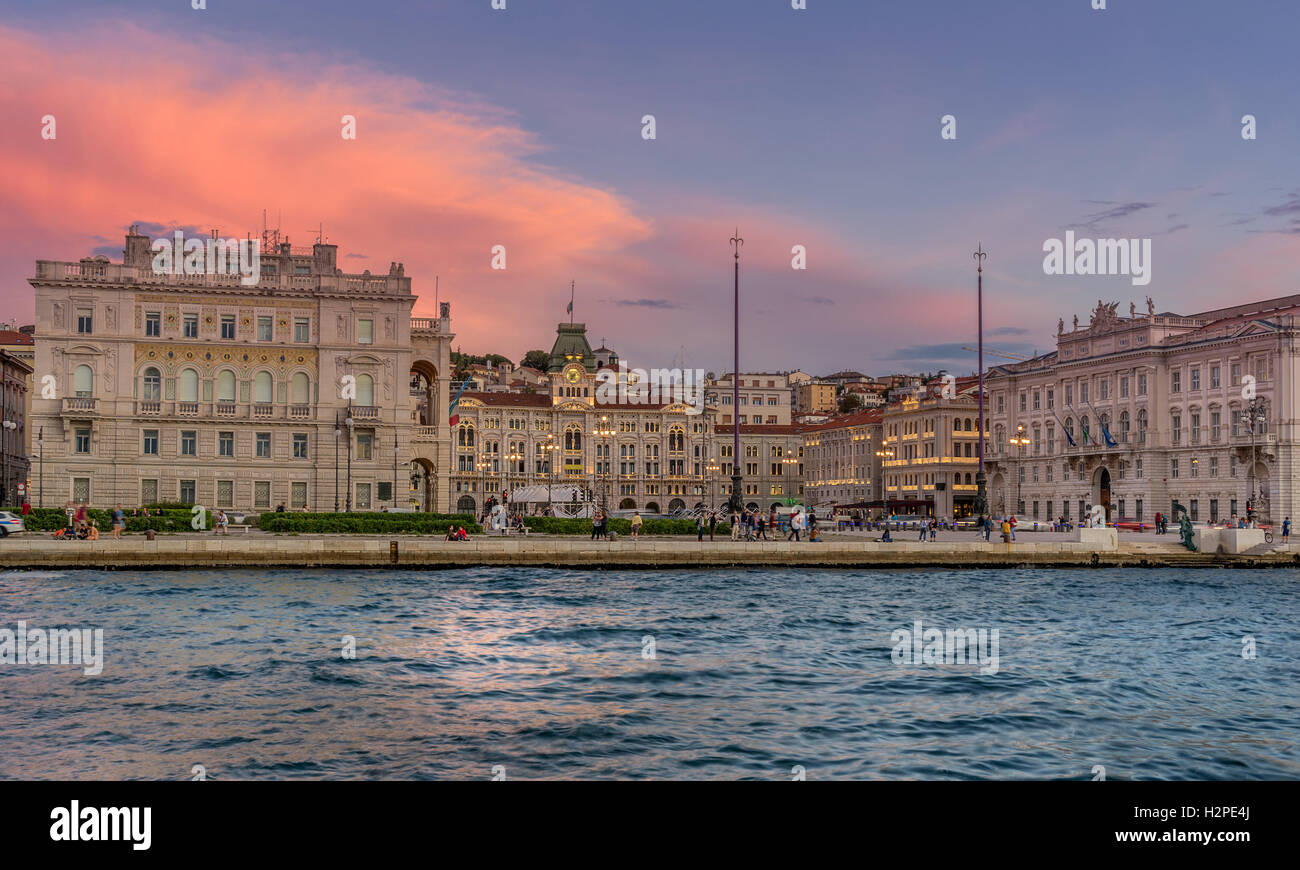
[668,497,686,512]
[1093,466,1112,522]
[644,501,660,514]
[619,498,636,510]
[410,457,437,512]
[456,494,476,515]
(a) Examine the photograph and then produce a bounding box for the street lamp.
[344,412,355,511]
[1,418,14,506]
[37,426,43,508]
[540,433,556,515]
[334,420,342,511]
[705,457,720,512]
[505,449,523,511]
[1245,397,1267,521]
[1008,424,1030,515]
[875,447,894,525]
[592,414,615,514]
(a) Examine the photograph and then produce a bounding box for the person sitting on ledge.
[878,527,892,543]
[86,523,100,541]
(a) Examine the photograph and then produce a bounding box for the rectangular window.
[1135,459,1143,479]
[1099,378,1108,400]
[1210,457,1219,477]
[221,315,236,339]
[145,312,161,337]
[257,316,273,342]
[358,319,374,345]
[1231,363,1242,385]
[75,427,91,454]
[180,430,196,456]
[219,431,234,457]
[1137,373,1147,396]
[1065,385,1073,406]
[256,432,271,458]
[1210,366,1220,389]
[1046,389,1054,410]
[293,433,308,459]
[356,432,373,460]
[378,481,392,502]
[180,479,196,503]
[1190,368,1201,391]
[1032,392,1040,410]
[217,480,233,508]
[1019,392,1026,411]
[141,479,158,505]
[1190,499,1199,521]
[356,483,372,509]
[1135,499,1143,521]
[76,308,93,334]
[183,313,198,338]
[142,429,159,455]
[254,481,271,509]
[291,482,307,508]
[1120,376,1128,398]
[294,318,310,342]
[1170,458,1179,478]
[1171,371,1181,393]
[1080,382,1089,403]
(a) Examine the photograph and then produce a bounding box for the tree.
[837,392,864,415]
[521,350,549,371]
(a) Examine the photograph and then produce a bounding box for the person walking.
[929,518,937,542]
[1283,516,1291,544]
[1008,514,1018,541]
[982,514,992,542]
[757,512,767,541]
[787,511,802,542]
[708,511,717,541]
[696,514,705,542]
[631,511,643,539]
[591,511,600,540]
[111,503,125,540]
[917,519,926,542]
[730,509,739,541]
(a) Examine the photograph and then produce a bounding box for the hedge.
[257,512,481,535]
[521,516,731,536]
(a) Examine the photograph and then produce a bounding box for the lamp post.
[876,447,894,525]
[1246,397,1267,521]
[37,426,43,508]
[540,433,556,515]
[505,449,523,512]
[1,417,13,506]
[334,419,341,511]
[344,411,354,511]
[972,244,989,521]
[1009,424,1030,515]
[592,414,615,514]
[728,230,744,513]
[705,457,720,513]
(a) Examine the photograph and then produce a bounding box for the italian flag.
[448,377,472,427]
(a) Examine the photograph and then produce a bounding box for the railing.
[137,400,161,415]
[61,397,97,413]
[215,402,237,416]
[252,403,275,418]
[412,426,438,442]
[289,404,311,419]
[178,402,199,415]
[350,405,380,421]
[410,317,444,332]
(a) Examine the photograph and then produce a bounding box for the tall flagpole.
[569,280,575,324]
[973,244,989,521]
[728,230,743,513]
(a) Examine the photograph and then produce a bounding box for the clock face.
[565,367,581,383]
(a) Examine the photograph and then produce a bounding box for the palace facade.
[984,296,1296,525]
[29,228,453,512]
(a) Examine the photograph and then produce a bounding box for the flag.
[566,300,573,314]
[1084,399,1118,447]
[1050,408,1076,447]
[447,377,472,427]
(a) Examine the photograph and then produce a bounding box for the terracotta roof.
[809,408,883,431]
[712,423,814,435]
[0,331,34,346]
[461,391,551,408]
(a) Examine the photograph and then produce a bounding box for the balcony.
[411,426,438,442]
[61,397,97,415]
[252,403,275,418]
[178,402,199,416]
[137,400,161,415]
[215,402,237,416]
[289,404,312,419]
[350,405,380,421]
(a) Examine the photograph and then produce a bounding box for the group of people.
[443,525,471,541]
[725,507,820,542]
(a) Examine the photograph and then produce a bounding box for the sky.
[1,0,1297,376]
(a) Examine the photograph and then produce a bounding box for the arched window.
[1080,415,1090,443]
[291,372,310,404]
[964,418,973,431]
[142,367,161,401]
[457,424,475,448]
[564,425,582,451]
[668,426,685,453]
[953,418,961,431]
[254,371,273,403]
[74,365,93,398]
[179,368,199,402]
[217,370,236,402]
[356,373,374,406]
[1119,411,1131,440]
[1064,417,1074,440]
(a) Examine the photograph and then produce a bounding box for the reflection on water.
[0,567,1296,780]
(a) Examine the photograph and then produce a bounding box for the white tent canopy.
[509,485,590,504]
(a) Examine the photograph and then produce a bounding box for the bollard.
[390,540,399,564]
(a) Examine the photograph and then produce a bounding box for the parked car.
[0,511,26,536]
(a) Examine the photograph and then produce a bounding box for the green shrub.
[521,516,729,535]
[256,511,480,535]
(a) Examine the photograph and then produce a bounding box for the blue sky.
[2,0,1297,374]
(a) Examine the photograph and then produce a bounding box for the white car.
[0,511,26,536]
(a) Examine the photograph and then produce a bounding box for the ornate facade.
[29,228,453,512]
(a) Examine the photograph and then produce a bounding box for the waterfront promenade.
[0,532,1293,570]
